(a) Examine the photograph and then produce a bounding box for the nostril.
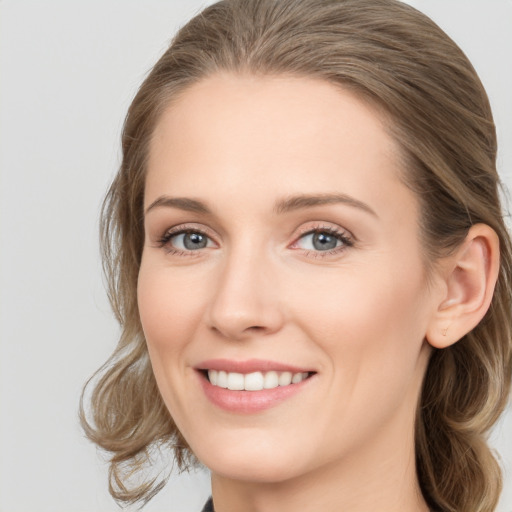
[210,323,269,340]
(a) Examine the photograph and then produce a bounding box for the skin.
[138,73,444,512]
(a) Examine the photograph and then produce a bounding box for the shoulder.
[201,497,214,512]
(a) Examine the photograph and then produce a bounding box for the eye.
[157,227,216,255]
[297,231,341,251]
[292,226,353,254]
[171,231,210,250]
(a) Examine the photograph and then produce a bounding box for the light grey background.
[0,1,510,511]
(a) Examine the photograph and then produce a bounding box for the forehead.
[149,73,396,168]
[146,73,415,224]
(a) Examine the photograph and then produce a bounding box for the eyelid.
[292,222,354,242]
[161,223,217,238]
[155,223,219,253]
[289,222,355,256]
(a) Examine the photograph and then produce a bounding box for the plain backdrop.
[0,1,511,511]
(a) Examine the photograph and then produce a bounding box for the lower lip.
[198,372,314,413]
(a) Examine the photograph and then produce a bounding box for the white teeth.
[217,370,228,388]
[245,372,265,391]
[263,371,279,389]
[291,372,303,384]
[207,370,310,390]
[227,372,245,390]
[208,369,218,386]
[278,371,292,386]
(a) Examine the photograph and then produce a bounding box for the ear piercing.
[441,327,448,336]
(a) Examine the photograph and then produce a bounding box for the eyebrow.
[273,193,377,217]
[144,193,377,217]
[145,196,211,215]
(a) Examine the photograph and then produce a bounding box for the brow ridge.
[144,193,377,217]
[145,196,211,216]
[274,193,377,216]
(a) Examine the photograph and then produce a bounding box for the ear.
[426,224,500,349]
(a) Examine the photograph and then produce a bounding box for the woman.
[80,0,512,511]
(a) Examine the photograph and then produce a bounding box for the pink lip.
[196,358,312,374]
[195,359,316,414]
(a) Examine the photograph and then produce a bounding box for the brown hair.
[80,0,512,510]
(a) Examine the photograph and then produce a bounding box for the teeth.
[292,372,309,384]
[263,371,279,389]
[217,370,228,388]
[278,372,292,386]
[207,370,310,391]
[227,372,245,390]
[245,372,265,390]
[208,369,218,386]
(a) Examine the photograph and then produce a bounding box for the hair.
[80,0,512,510]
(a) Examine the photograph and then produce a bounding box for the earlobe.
[426,224,500,349]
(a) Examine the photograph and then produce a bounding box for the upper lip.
[195,358,314,374]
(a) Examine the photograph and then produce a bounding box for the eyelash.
[156,223,354,258]
[293,224,354,258]
[156,224,215,257]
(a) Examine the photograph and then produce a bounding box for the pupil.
[313,232,337,251]
[184,232,207,250]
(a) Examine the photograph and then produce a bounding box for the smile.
[207,370,311,391]
[196,359,316,413]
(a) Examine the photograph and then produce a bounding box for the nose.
[206,246,284,341]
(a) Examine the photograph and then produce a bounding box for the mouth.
[201,369,314,391]
[195,360,317,413]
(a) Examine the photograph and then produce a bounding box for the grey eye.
[312,232,339,250]
[297,231,343,251]
[172,232,210,250]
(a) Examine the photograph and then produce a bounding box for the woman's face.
[138,73,441,484]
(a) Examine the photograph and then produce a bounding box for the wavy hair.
[80,0,512,510]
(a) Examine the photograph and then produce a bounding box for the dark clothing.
[201,497,214,512]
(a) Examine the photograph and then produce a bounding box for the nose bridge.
[207,236,282,340]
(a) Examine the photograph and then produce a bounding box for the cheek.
[137,262,207,419]
[295,263,426,333]
[288,259,430,383]
[137,262,205,349]
[286,264,431,453]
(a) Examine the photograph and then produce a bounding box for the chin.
[194,436,308,483]
[208,458,302,484]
